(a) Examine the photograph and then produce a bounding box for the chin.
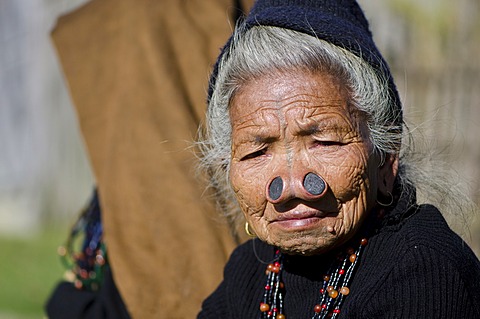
[267,232,338,256]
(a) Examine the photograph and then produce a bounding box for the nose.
[266,172,328,203]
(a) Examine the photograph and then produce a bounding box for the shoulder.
[198,239,274,319]
[380,204,480,291]
[349,205,480,318]
[398,204,478,265]
[224,238,275,276]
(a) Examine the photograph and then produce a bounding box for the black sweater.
[198,203,480,318]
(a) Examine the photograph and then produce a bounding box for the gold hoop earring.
[245,222,256,238]
[377,191,394,207]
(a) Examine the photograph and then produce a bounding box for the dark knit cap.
[209,0,403,127]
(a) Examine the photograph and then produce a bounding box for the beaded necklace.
[259,237,368,319]
[57,190,108,291]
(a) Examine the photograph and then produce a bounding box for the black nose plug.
[268,176,283,201]
[303,172,326,196]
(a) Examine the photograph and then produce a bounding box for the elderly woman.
[198,0,480,318]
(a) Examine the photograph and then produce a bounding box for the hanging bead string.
[57,190,108,291]
[313,238,368,319]
[260,249,285,319]
[258,238,368,319]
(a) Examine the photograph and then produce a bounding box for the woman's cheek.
[230,163,268,217]
[318,147,369,202]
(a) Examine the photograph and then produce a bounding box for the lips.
[274,210,330,221]
[270,210,333,230]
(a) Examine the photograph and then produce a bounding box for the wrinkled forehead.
[229,71,366,135]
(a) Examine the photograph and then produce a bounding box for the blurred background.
[0,0,478,318]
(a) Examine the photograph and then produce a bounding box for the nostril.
[268,176,284,201]
[303,172,326,196]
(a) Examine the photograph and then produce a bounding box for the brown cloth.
[51,0,253,318]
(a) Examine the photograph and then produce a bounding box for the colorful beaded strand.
[329,238,367,318]
[259,238,368,319]
[57,190,108,291]
[317,238,369,318]
[260,250,284,319]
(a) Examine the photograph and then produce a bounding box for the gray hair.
[198,25,475,236]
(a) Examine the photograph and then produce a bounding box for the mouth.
[271,210,334,230]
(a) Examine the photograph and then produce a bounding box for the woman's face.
[229,71,390,255]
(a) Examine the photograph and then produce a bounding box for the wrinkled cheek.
[336,183,371,237]
[327,168,371,232]
[229,166,267,217]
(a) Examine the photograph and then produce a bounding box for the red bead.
[360,238,368,246]
[268,311,273,316]
[321,304,327,309]
[273,308,278,313]
[265,285,271,290]
[260,303,270,312]
[333,309,341,314]
[80,269,88,279]
[314,304,322,313]
[338,269,345,275]
[274,261,281,267]
[320,288,325,294]
[74,280,83,289]
[272,266,280,273]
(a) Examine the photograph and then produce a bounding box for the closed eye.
[240,148,267,161]
[314,140,344,147]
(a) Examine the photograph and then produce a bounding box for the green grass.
[0,227,69,319]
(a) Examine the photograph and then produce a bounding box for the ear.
[377,153,399,196]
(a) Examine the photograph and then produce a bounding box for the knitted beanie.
[209,0,403,127]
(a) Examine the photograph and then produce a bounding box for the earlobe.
[377,154,399,196]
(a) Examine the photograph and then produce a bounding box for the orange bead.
[328,289,339,298]
[360,238,368,246]
[96,254,105,265]
[74,280,83,289]
[326,285,334,292]
[276,314,286,319]
[260,303,270,312]
[349,253,357,263]
[340,286,350,295]
[314,304,322,313]
[323,275,330,281]
[272,266,280,273]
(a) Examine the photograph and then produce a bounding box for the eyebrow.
[296,120,353,136]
